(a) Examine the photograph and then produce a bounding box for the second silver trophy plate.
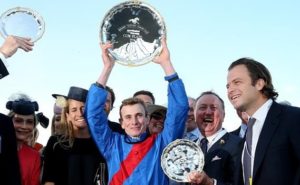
[161,139,205,182]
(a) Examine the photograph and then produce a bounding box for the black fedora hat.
[67,86,88,102]
[52,94,67,99]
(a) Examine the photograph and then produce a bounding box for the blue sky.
[1,0,299,145]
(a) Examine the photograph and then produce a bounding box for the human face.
[66,99,87,130]
[120,104,148,137]
[134,94,154,105]
[148,112,165,134]
[105,92,113,115]
[194,94,225,137]
[186,98,197,132]
[227,64,265,115]
[53,114,63,134]
[13,114,35,143]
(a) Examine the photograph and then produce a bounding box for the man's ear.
[255,78,266,91]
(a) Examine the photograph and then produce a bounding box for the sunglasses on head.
[150,112,165,120]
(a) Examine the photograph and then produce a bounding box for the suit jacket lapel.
[208,133,229,153]
[253,102,282,179]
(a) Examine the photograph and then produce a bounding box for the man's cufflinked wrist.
[164,72,179,82]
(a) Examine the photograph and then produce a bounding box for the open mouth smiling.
[203,118,213,123]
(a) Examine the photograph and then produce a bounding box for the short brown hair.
[119,98,147,120]
[228,58,278,100]
[196,91,225,111]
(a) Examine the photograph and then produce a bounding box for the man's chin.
[129,130,142,136]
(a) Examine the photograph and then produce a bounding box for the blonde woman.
[42,86,107,185]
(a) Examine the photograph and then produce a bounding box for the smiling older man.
[188,91,242,185]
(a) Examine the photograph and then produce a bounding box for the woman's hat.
[67,86,88,102]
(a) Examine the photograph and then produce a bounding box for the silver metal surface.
[100,1,166,66]
[161,139,205,182]
[0,7,45,42]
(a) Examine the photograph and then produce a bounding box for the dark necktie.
[200,138,208,156]
[243,117,256,185]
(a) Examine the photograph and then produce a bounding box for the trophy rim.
[0,6,45,42]
[161,139,205,182]
[99,1,167,67]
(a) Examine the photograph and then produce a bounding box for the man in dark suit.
[226,58,300,185]
[188,91,242,185]
[0,35,33,79]
[0,113,21,185]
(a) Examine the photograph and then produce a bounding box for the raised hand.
[97,42,115,86]
[0,36,34,58]
[100,42,115,69]
[153,37,175,76]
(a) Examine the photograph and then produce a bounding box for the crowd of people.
[1,35,300,185]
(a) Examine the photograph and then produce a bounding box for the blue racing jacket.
[85,73,188,185]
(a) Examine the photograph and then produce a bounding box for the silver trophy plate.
[0,7,45,42]
[161,139,205,182]
[100,1,166,66]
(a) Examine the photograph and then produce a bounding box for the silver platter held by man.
[161,139,205,182]
[0,7,45,42]
[100,1,166,66]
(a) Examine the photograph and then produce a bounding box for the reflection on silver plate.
[0,7,45,42]
[161,139,204,182]
[100,1,166,66]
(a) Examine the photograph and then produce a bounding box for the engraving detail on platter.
[100,1,166,66]
[161,139,205,182]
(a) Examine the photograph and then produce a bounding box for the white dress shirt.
[196,128,227,151]
[242,99,273,177]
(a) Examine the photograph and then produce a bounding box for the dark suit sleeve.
[204,133,243,185]
[230,127,241,137]
[219,135,243,185]
[289,106,300,159]
[0,114,21,185]
[219,139,243,185]
[288,106,300,185]
[0,58,9,79]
